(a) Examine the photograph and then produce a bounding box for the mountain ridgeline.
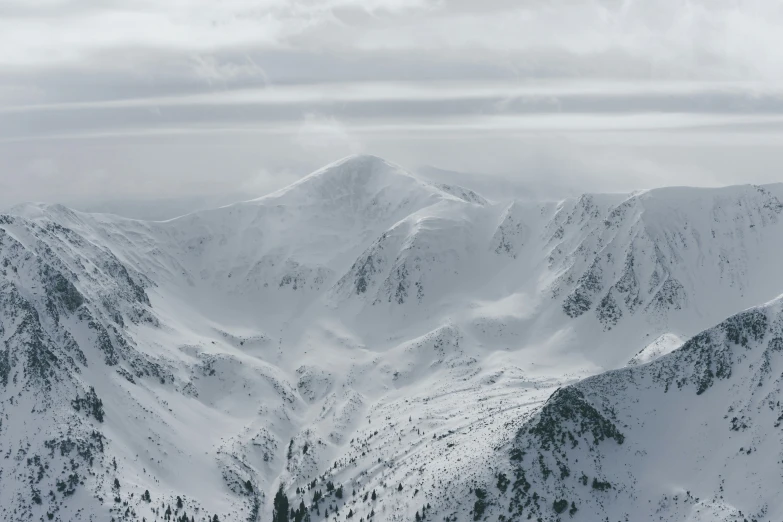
[1,155,783,521]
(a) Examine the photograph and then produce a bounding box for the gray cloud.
[1,0,782,215]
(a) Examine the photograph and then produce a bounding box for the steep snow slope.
[627,332,684,366]
[2,156,783,522]
[496,296,783,522]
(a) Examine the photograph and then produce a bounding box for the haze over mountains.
[2,155,783,522]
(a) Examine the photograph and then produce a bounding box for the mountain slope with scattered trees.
[1,155,783,521]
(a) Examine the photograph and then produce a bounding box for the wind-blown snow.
[2,155,783,522]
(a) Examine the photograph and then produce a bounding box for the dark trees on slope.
[273,485,290,522]
[72,386,105,422]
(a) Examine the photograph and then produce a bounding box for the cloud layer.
[2,0,783,214]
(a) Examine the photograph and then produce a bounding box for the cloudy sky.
[2,0,783,216]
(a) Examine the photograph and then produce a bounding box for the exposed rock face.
[2,156,783,521]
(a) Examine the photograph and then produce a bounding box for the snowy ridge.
[627,332,684,366]
[2,156,783,521]
[500,296,783,521]
[550,184,783,326]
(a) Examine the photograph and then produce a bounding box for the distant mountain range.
[2,155,783,521]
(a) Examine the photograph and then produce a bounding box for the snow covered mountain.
[1,154,783,522]
[502,297,783,522]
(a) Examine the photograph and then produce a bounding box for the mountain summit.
[2,157,783,521]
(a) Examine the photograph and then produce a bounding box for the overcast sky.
[2,0,783,217]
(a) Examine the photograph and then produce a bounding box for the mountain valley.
[2,155,783,522]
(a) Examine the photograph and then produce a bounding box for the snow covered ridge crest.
[2,155,783,521]
[504,297,783,521]
[550,184,783,329]
[0,213,176,521]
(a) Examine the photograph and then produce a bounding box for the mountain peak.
[243,154,453,229]
[262,154,419,202]
[326,153,396,171]
[6,201,85,224]
[8,158,783,522]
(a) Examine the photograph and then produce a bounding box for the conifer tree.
[273,484,290,522]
